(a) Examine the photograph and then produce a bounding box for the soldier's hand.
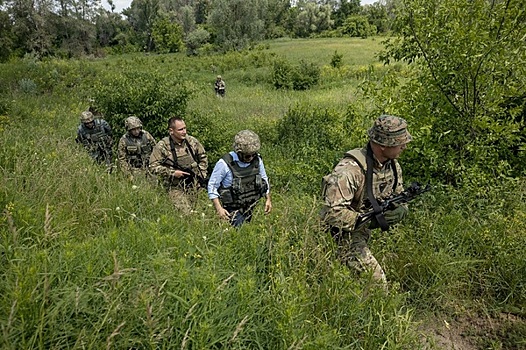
[384,203,408,225]
[216,207,231,221]
[264,198,272,214]
[172,170,191,178]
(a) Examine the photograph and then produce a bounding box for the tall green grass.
[1,37,525,349]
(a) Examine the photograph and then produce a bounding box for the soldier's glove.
[384,203,408,226]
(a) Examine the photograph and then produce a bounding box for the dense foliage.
[378,0,526,187]
[1,31,525,349]
[0,0,395,60]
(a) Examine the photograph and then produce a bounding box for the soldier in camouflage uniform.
[76,110,113,169]
[320,115,412,286]
[118,116,156,176]
[149,117,208,213]
[214,75,226,97]
[208,130,272,228]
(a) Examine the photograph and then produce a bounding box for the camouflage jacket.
[149,135,208,188]
[118,130,156,173]
[320,145,404,232]
[215,80,225,90]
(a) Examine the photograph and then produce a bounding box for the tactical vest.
[81,119,110,144]
[124,132,153,168]
[344,148,398,207]
[218,154,268,210]
[167,138,198,170]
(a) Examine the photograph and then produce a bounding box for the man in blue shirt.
[208,130,272,227]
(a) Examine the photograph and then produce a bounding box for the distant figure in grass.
[320,115,412,287]
[208,130,272,228]
[149,116,208,214]
[117,116,156,177]
[76,110,114,171]
[214,75,226,97]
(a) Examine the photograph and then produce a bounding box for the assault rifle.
[354,182,432,230]
[163,158,208,188]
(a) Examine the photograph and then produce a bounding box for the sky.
[103,0,378,15]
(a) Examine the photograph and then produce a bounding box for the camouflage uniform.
[75,111,113,167]
[117,116,156,176]
[215,75,226,97]
[149,135,208,213]
[320,115,412,285]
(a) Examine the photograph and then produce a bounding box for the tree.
[207,0,266,51]
[340,14,374,37]
[293,2,333,37]
[185,27,210,55]
[362,2,389,33]
[178,5,196,35]
[378,0,526,184]
[332,0,360,27]
[151,17,184,53]
[125,0,160,51]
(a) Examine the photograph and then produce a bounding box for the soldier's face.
[130,127,141,137]
[382,143,407,160]
[169,120,187,142]
[83,121,95,129]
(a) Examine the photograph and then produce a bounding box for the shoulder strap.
[365,143,389,232]
[184,138,198,163]
[169,137,178,164]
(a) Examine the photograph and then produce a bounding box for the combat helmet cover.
[368,115,412,147]
[80,110,94,123]
[233,130,261,154]
[125,116,142,130]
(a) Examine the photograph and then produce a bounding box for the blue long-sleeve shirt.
[207,151,270,199]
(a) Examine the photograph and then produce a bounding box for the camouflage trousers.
[331,227,387,285]
[167,186,199,215]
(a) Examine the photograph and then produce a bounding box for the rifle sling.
[365,143,398,232]
[168,138,193,167]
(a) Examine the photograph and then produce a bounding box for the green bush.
[268,103,366,194]
[271,58,294,89]
[90,70,192,139]
[271,58,320,91]
[330,50,343,69]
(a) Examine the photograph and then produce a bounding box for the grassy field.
[1,37,525,349]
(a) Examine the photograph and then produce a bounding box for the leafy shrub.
[268,103,366,194]
[271,58,294,89]
[271,58,320,90]
[90,70,191,139]
[151,18,184,54]
[293,60,320,90]
[185,28,211,56]
[330,50,343,68]
[341,15,376,38]
[18,78,37,94]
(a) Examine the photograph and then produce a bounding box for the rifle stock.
[354,182,431,230]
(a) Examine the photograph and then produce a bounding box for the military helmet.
[233,130,261,154]
[217,75,222,80]
[368,115,412,147]
[80,111,94,123]
[125,116,142,131]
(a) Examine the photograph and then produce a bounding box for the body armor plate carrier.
[218,153,268,210]
[124,132,153,168]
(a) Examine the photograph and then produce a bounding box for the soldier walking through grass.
[320,115,412,286]
[214,75,226,97]
[76,110,114,171]
[149,116,208,214]
[117,116,156,177]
